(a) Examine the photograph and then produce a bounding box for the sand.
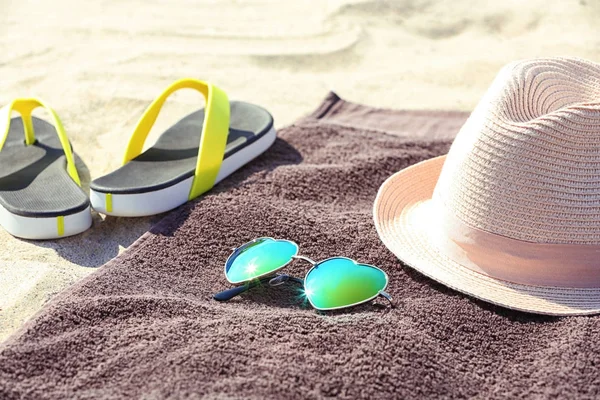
[0,0,598,342]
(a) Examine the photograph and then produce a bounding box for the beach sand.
[0,0,598,341]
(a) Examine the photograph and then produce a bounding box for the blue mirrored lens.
[304,257,387,310]
[226,238,298,283]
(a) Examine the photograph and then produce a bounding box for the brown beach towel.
[1,93,598,399]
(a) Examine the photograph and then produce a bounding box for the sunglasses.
[213,237,392,310]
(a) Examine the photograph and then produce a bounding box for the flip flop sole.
[0,204,92,240]
[90,99,276,217]
[0,117,91,239]
[90,125,276,217]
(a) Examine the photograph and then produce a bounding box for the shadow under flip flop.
[150,137,304,238]
[29,137,303,268]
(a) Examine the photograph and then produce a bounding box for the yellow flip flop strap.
[123,78,230,201]
[0,98,81,186]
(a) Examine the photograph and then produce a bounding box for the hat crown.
[434,58,600,244]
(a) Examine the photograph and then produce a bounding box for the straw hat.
[374,57,600,315]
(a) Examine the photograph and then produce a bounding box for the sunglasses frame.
[224,237,300,284]
[301,255,390,310]
[222,237,391,311]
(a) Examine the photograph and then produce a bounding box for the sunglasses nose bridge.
[292,255,316,266]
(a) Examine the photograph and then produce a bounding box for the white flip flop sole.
[90,126,276,217]
[0,204,92,240]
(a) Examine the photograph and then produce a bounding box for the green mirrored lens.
[304,257,387,310]
[226,238,298,283]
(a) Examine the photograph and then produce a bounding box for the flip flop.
[90,79,276,217]
[0,98,92,239]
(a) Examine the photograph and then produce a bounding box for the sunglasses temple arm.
[213,277,272,302]
[378,290,395,308]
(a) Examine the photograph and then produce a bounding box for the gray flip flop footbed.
[90,101,273,195]
[0,117,89,218]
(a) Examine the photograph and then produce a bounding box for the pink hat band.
[431,196,600,288]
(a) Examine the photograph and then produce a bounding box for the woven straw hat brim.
[374,155,600,316]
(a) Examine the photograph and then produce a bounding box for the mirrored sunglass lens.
[304,257,387,310]
[226,238,298,283]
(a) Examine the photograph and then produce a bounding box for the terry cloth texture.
[1,93,598,399]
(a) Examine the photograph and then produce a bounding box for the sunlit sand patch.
[0,261,51,311]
